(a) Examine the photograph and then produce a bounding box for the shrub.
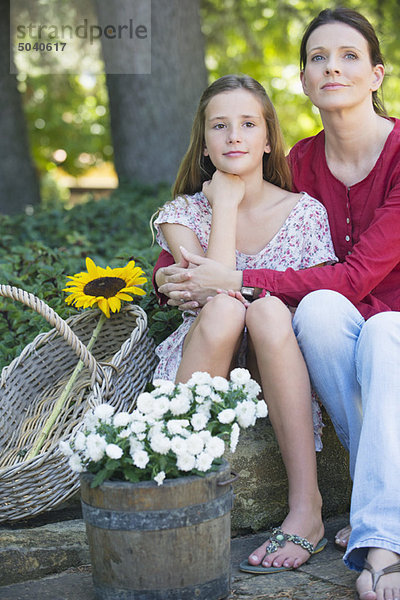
[0,184,182,370]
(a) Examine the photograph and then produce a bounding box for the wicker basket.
[0,285,158,522]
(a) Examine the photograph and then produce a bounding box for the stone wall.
[226,409,352,534]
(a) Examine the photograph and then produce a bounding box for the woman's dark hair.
[300,7,387,116]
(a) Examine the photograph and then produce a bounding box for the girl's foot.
[335,524,352,550]
[247,508,325,570]
[356,548,400,600]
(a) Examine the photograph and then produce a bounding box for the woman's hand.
[202,170,245,209]
[158,246,243,310]
[156,256,200,311]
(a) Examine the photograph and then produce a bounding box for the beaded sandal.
[363,558,400,591]
[239,526,328,574]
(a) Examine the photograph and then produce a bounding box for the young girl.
[153,75,336,571]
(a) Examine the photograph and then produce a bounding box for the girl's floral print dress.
[153,191,337,449]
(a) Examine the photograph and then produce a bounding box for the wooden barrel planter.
[80,460,235,600]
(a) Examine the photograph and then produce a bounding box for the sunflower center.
[83,277,126,298]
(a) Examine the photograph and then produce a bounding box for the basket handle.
[0,284,102,384]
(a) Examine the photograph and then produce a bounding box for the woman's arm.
[170,188,399,318]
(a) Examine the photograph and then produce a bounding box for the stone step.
[0,516,357,600]
[0,519,89,587]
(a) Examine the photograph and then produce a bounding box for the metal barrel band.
[93,574,230,600]
[81,489,233,531]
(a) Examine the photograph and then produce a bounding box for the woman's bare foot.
[247,507,325,570]
[356,548,400,600]
[335,524,352,549]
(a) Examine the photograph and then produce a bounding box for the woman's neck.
[320,105,393,186]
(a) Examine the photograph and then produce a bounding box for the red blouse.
[154,119,400,319]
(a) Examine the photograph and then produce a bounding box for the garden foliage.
[0,185,182,370]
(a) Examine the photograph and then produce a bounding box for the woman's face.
[300,22,384,113]
[203,89,270,177]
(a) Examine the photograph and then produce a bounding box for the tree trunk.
[0,0,40,214]
[97,0,208,186]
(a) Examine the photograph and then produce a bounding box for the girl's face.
[300,22,384,114]
[203,89,270,177]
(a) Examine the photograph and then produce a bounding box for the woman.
[154,8,400,600]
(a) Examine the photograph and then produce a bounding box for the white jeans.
[292,290,400,571]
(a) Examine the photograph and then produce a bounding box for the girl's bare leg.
[245,296,324,569]
[175,294,246,383]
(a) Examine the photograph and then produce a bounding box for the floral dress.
[153,191,337,449]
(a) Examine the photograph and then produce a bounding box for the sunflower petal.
[97,298,111,318]
[116,292,134,301]
[108,296,121,313]
[85,257,99,277]
[130,286,146,296]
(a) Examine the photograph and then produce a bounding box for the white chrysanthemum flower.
[59,440,73,457]
[152,379,176,395]
[205,436,225,458]
[212,376,230,393]
[195,384,212,398]
[130,409,147,422]
[176,383,193,400]
[170,436,188,456]
[106,443,123,459]
[68,453,84,472]
[154,471,166,486]
[93,403,116,422]
[74,431,87,451]
[195,451,214,472]
[230,423,240,453]
[217,408,236,424]
[186,433,205,455]
[150,396,170,419]
[136,392,156,414]
[191,412,209,431]
[255,400,268,418]
[150,433,171,455]
[148,422,163,438]
[169,394,191,416]
[129,439,144,455]
[176,452,196,472]
[132,449,149,469]
[245,379,262,399]
[119,428,131,439]
[235,401,257,428]
[198,430,212,443]
[167,419,190,436]
[230,368,251,385]
[187,371,213,386]
[86,433,107,462]
[130,420,147,435]
[196,401,211,418]
[113,412,132,428]
[83,411,99,432]
[209,390,224,404]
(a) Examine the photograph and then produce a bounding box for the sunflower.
[63,257,147,318]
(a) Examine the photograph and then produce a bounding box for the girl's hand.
[202,170,245,209]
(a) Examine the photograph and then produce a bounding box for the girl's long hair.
[173,74,292,197]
